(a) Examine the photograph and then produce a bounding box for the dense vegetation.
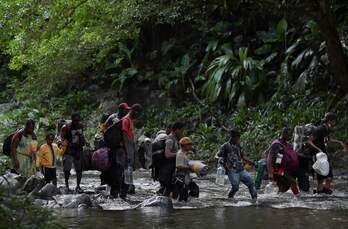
[0,2,348,225]
[0,0,348,164]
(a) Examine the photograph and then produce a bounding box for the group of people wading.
[4,102,347,202]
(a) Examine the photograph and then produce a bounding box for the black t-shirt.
[312,124,330,154]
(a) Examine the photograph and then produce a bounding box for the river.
[56,170,348,228]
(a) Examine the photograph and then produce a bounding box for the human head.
[172,122,184,139]
[323,112,337,129]
[118,103,131,118]
[229,128,241,145]
[46,133,55,145]
[71,112,81,126]
[129,104,143,120]
[179,137,193,152]
[166,124,172,135]
[281,127,292,142]
[25,119,35,134]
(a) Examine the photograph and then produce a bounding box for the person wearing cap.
[175,137,199,201]
[105,104,143,199]
[217,128,257,202]
[104,102,131,128]
[308,112,347,194]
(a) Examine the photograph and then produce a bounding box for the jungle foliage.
[0,0,348,160]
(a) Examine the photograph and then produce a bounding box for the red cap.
[119,103,131,110]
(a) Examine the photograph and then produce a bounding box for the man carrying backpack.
[159,122,184,197]
[268,127,300,196]
[105,103,131,128]
[151,125,172,195]
[218,128,257,202]
[104,104,143,199]
[307,112,347,194]
[10,119,38,177]
[61,112,86,193]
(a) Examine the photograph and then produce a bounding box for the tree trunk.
[305,0,348,92]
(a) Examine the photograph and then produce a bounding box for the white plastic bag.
[312,152,330,176]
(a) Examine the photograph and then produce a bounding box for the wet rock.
[139,196,173,209]
[0,173,26,191]
[55,194,92,208]
[37,184,61,198]
[22,175,45,194]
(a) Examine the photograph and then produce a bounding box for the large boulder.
[0,173,26,192]
[37,183,61,198]
[54,194,92,208]
[139,196,173,209]
[22,175,45,194]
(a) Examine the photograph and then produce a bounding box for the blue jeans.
[228,169,257,199]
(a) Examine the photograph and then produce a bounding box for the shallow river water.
[57,170,348,229]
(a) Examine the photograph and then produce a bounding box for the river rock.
[0,173,26,191]
[139,196,173,209]
[37,183,61,198]
[22,175,45,194]
[55,194,92,208]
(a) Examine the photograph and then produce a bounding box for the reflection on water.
[55,170,348,228]
[60,207,348,229]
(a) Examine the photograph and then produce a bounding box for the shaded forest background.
[1,0,348,166]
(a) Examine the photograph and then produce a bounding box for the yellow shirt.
[36,143,65,168]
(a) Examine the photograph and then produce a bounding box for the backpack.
[91,147,110,171]
[2,129,23,156]
[103,119,123,150]
[151,137,167,181]
[293,124,316,158]
[272,139,299,174]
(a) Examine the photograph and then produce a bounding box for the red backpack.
[272,139,299,174]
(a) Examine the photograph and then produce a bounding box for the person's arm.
[123,132,131,164]
[217,144,226,166]
[164,139,177,159]
[176,166,191,172]
[176,153,191,172]
[241,152,254,165]
[11,133,21,171]
[307,135,322,153]
[104,115,115,129]
[329,138,347,152]
[60,125,68,142]
[55,143,67,157]
[36,145,44,168]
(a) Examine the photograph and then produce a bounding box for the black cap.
[324,112,337,122]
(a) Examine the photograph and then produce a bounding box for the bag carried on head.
[293,124,316,158]
[91,147,110,171]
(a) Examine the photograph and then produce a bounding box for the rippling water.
[57,170,348,228]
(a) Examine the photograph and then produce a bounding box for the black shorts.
[42,167,57,183]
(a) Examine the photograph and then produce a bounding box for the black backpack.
[103,119,123,150]
[294,124,316,158]
[2,129,23,156]
[151,138,167,181]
